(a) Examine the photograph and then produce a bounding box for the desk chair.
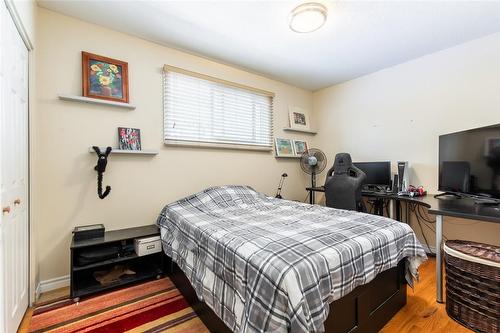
[324,153,367,211]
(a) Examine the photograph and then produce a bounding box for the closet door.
[0,1,29,332]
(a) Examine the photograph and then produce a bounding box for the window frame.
[163,65,274,151]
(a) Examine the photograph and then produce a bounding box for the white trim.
[444,243,500,268]
[420,243,436,255]
[164,140,272,152]
[3,0,33,50]
[36,275,70,295]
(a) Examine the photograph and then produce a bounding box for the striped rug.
[29,278,209,333]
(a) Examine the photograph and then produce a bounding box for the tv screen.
[439,124,500,199]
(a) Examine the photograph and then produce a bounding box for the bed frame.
[169,259,407,333]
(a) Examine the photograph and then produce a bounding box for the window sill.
[164,140,272,152]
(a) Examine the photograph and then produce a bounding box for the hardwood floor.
[19,258,471,333]
[379,258,470,333]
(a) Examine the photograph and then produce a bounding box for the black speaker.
[393,174,398,193]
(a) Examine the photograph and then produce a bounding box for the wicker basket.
[444,240,500,333]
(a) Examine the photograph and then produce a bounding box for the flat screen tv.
[439,124,500,200]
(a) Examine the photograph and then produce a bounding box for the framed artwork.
[274,138,295,157]
[82,52,129,103]
[289,106,310,130]
[293,140,308,156]
[485,137,500,156]
[118,127,141,150]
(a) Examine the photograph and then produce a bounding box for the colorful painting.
[118,127,141,150]
[82,52,129,103]
[293,140,308,156]
[275,138,295,157]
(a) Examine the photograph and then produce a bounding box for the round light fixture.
[289,2,327,33]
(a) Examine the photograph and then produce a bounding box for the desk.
[429,198,500,303]
[306,186,435,222]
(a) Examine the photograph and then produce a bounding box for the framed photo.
[293,140,308,156]
[82,52,129,103]
[118,127,141,150]
[485,137,500,156]
[274,138,295,157]
[289,106,310,130]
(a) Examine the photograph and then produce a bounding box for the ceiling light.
[289,2,327,33]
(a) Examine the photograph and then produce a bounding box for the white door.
[0,1,29,332]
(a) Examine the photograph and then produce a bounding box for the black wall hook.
[92,146,112,199]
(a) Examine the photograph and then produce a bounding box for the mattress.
[157,185,426,333]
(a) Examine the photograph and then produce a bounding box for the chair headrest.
[333,153,352,174]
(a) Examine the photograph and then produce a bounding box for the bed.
[156,185,426,333]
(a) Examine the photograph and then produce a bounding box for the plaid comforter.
[157,185,426,333]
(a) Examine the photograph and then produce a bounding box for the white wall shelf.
[89,147,158,155]
[282,127,317,135]
[59,94,136,110]
[275,155,300,159]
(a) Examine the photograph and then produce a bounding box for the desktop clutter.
[321,155,427,212]
[280,124,500,207]
[274,149,427,206]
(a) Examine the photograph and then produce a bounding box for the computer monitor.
[353,162,392,189]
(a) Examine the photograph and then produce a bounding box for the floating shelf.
[59,94,136,110]
[283,127,317,134]
[89,147,158,155]
[275,155,300,159]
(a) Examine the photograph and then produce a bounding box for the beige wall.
[35,7,500,282]
[35,8,313,281]
[312,32,500,247]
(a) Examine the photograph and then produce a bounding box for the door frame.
[3,0,35,306]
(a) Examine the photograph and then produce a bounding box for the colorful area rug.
[29,278,208,333]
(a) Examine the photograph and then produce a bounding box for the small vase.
[101,86,112,96]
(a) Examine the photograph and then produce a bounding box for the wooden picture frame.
[82,52,129,103]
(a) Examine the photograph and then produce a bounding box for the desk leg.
[389,200,394,219]
[406,202,410,224]
[436,214,444,303]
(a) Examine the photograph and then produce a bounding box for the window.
[163,66,274,150]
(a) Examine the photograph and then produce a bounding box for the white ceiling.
[38,1,500,91]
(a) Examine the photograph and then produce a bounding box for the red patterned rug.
[29,278,208,333]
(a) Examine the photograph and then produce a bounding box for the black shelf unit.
[70,225,166,301]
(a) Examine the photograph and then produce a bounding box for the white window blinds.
[163,66,274,150]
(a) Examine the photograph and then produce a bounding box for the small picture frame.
[82,51,129,103]
[293,140,308,156]
[485,137,500,156]
[275,138,295,157]
[289,106,310,130]
[118,127,141,150]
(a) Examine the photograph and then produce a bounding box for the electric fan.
[300,148,327,188]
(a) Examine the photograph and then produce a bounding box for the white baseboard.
[421,243,437,255]
[36,275,70,295]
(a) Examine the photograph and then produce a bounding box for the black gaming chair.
[324,153,367,212]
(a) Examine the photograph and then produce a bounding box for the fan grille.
[300,148,327,175]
